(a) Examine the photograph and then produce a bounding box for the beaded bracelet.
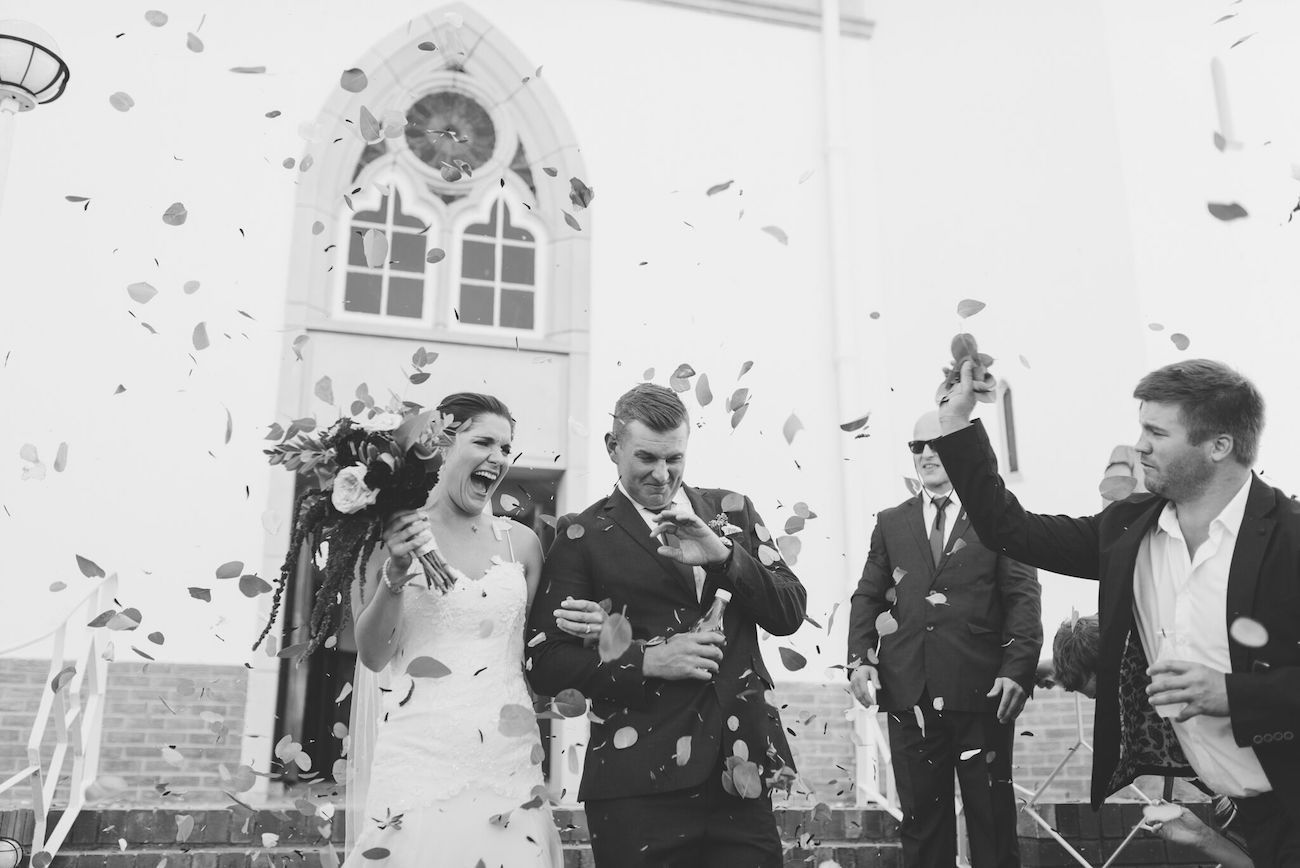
[381,557,406,594]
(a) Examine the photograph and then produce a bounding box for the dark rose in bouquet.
[253,406,458,656]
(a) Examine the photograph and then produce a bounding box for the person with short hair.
[1051,612,1101,697]
[936,359,1300,866]
[848,411,1042,868]
[527,383,807,867]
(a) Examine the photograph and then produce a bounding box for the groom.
[526,383,807,867]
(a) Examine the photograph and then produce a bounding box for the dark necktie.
[929,495,950,565]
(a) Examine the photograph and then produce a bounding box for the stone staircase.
[0,807,902,868]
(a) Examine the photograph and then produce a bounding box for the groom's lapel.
[604,487,695,595]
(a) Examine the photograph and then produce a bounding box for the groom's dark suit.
[526,484,806,866]
[848,491,1040,868]
[935,420,1300,862]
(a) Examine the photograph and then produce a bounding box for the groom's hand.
[651,508,730,566]
[937,359,995,435]
[644,632,725,681]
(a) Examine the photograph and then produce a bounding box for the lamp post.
[0,20,69,212]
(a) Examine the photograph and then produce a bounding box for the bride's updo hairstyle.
[436,392,515,436]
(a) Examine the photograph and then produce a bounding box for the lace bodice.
[363,524,544,813]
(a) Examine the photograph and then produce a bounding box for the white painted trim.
[266,3,593,784]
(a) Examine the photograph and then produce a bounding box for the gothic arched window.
[341,187,434,320]
[455,197,541,331]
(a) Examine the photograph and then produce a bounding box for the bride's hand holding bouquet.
[254,404,462,656]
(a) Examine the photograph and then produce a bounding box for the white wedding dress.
[343,520,562,868]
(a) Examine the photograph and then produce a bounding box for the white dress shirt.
[921,486,962,552]
[1132,476,1271,797]
[617,481,705,600]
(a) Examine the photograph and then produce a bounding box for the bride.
[342,393,591,868]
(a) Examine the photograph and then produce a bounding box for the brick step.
[2,844,904,868]
[2,807,903,868]
[2,807,900,847]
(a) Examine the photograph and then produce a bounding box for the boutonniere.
[708,513,744,538]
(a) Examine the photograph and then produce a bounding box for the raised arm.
[934,419,1103,579]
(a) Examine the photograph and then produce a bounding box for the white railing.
[1013,692,1156,868]
[847,703,901,818]
[0,574,116,865]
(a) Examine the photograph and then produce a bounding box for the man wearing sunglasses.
[848,410,1042,868]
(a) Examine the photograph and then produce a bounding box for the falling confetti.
[569,178,595,210]
[407,656,452,678]
[1228,616,1268,648]
[340,68,368,92]
[782,414,804,445]
[362,229,388,268]
[675,735,692,767]
[598,613,633,662]
[162,202,188,226]
[76,556,106,578]
[1207,202,1248,221]
[778,647,807,671]
[127,282,158,304]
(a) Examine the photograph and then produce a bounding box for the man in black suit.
[526,383,807,867]
[848,410,1042,868]
[935,358,1300,867]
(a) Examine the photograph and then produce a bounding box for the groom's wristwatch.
[706,538,735,574]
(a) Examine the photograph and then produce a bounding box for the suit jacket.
[936,420,1300,810]
[847,492,1042,713]
[525,484,808,801]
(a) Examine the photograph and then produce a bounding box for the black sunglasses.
[907,439,939,455]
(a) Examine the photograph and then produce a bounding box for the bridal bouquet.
[253,405,458,656]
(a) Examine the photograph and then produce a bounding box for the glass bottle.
[693,589,732,634]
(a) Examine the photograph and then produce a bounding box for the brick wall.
[772,680,859,805]
[3,658,1200,812]
[771,681,1209,807]
[1,660,248,809]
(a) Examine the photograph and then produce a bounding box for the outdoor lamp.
[0,20,68,212]
[0,20,69,111]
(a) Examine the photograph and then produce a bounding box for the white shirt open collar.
[1155,474,1251,556]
